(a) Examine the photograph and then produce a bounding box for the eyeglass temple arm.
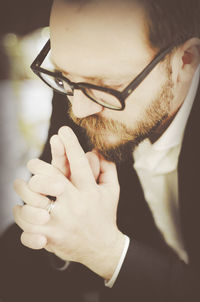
[31,39,51,70]
[122,44,174,99]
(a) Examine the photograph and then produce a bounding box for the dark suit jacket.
[104,83,200,301]
[0,83,200,302]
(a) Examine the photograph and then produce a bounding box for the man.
[1,0,200,301]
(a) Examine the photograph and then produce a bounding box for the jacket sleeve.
[107,239,200,302]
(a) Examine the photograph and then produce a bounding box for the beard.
[68,71,174,164]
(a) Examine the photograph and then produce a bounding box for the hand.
[13,127,125,280]
[45,132,101,253]
[50,133,101,181]
[13,130,101,254]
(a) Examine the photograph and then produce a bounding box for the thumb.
[50,135,70,178]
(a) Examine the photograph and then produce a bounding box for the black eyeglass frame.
[31,39,175,111]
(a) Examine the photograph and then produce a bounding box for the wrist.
[103,231,126,281]
[87,230,126,280]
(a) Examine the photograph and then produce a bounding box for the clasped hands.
[13,126,125,280]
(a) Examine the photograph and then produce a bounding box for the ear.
[171,38,200,85]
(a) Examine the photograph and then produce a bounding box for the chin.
[101,133,122,147]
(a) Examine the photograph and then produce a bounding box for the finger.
[28,174,70,196]
[19,204,50,225]
[13,205,45,234]
[98,156,119,188]
[58,126,96,188]
[21,232,47,250]
[50,135,71,177]
[27,158,63,177]
[14,179,50,208]
[86,151,100,182]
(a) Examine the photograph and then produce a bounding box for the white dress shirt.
[106,65,200,288]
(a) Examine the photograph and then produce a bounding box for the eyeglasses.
[31,39,174,111]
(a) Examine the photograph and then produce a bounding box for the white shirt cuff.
[105,235,130,288]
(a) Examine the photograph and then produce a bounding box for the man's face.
[50,0,175,162]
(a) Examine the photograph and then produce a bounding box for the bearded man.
[1,0,200,301]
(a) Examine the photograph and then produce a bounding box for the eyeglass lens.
[39,72,122,109]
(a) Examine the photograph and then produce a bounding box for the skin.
[13,0,200,280]
[14,128,123,279]
[48,0,200,162]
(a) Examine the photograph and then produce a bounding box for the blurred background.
[0,0,54,234]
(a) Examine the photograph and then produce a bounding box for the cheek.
[121,66,168,121]
[100,65,168,127]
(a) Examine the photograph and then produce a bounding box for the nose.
[68,89,103,118]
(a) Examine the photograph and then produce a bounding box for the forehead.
[50,0,155,79]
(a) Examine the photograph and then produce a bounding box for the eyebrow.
[51,58,108,81]
[50,58,133,88]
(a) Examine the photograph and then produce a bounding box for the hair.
[140,0,200,51]
[59,0,200,51]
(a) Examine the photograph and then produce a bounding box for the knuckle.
[21,205,32,220]
[51,179,66,195]
[50,229,64,246]
[22,205,50,225]
[27,158,38,171]
[38,196,50,209]
[36,209,50,224]
[21,233,46,249]
[28,175,38,191]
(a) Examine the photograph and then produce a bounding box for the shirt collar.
[152,64,200,151]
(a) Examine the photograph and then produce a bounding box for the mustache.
[68,106,134,141]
